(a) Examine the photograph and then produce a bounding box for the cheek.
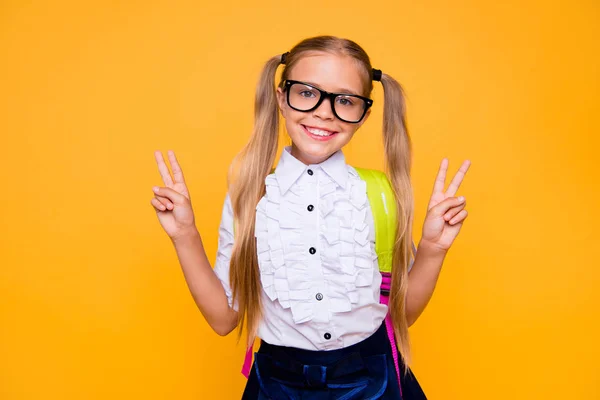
[340,123,360,137]
[282,109,304,126]
[282,113,299,135]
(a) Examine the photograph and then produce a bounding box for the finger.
[152,189,175,209]
[154,150,174,187]
[155,195,174,210]
[431,196,465,217]
[167,150,186,184]
[449,209,468,225]
[151,197,167,212]
[445,160,471,197]
[444,202,466,221]
[432,158,448,195]
[152,186,186,205]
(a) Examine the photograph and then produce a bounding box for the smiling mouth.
[302,125,338,138]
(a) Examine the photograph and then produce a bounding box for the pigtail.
[228,54,282,345]
[380,72,416,373]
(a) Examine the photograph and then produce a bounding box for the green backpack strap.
[353,168,406,389]
[354,167,398,274]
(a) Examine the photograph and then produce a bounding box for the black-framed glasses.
[283,80,373,124]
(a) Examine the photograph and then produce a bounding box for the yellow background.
[1,1,598,399]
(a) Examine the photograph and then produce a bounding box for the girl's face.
[276,52,371,165]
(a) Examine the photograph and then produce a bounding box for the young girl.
[151,35,470,399]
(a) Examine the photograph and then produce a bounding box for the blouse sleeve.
[212,192,239,312]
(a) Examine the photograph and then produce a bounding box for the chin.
[292,138,344,164]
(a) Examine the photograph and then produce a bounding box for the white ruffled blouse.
[213,146,413,350]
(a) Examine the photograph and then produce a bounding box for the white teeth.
[305,126,333,136]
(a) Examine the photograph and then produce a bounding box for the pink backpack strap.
[241,344,253,378]
[380,272,403,397]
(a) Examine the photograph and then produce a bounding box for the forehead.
[287,52,368,95]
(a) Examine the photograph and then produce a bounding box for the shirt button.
[315,293,323,301]
[309,247,316,255]
[324,332,331,340]
[307,204,314,212]
[307,169,314,176]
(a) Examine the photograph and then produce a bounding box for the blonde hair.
[227,35,415,371]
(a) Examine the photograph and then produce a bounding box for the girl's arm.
[406,159,471,326]
[151,150,239,336]
[172,229,239,336]
[405,239,447,327]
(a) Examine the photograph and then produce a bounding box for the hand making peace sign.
[420,158,471,253]
[151,150,197,242]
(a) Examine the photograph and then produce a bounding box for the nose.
[312,96,335,121]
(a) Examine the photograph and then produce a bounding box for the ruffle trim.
[255,169,376,324]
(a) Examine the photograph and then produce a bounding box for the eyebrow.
[299,80,362,97]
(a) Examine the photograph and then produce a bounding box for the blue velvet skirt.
[241,322,427,399]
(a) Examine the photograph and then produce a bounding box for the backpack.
[238,167,411,388]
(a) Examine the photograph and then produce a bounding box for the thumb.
[153,186,187,205]
[431,196,465,217]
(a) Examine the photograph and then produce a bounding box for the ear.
[276,87,287,117]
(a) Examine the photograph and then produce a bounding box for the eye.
[336,96,355,106]
[299,90,316,98]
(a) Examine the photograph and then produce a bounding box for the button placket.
[305,165,329,327]
[306,167,318,255]
[305,167,326,324]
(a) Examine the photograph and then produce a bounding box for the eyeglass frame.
[283,80,373,124]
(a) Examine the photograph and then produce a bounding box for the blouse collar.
[274,146,349,195]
